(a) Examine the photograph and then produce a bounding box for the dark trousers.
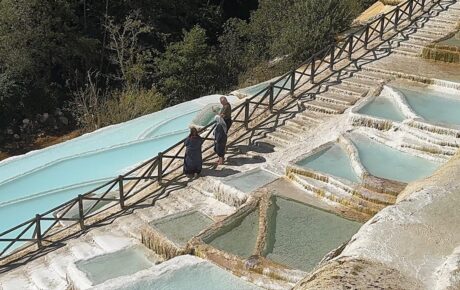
[224,118,232,131]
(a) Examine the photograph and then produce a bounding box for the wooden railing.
[0,0,439,265]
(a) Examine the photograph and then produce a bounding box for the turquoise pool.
[264,196,362,271]
[0,95,238,253]
[296,144,361,183]
[350,133,441,183]
[222,169,278,193]
[106,257,261,290]
[206,209,260,258]
[358,95,406,122]
[397,86,460,126]
[76,246,158,285]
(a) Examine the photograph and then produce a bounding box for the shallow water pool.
[222,169,278,193]
[116,260,260,290]
[205,209,259,258]
[264,196,362,271]
[351,133,440,183]
[150,211,214,247]
[397,86,460,126]
[76,246,158,285]
[296,144,360,183]
[358,95,405,122]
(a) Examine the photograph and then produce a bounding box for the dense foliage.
[0,0,372,143]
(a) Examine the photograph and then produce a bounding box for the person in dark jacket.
[213,115,228,165]
[212,96,232,130]
[183,127,204,177]
[219,96,232,130]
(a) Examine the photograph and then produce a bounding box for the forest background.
[0,0,373,157]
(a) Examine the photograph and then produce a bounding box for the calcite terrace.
[1,0,460,289]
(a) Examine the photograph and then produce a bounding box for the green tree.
[155,26,226,105]
[270,0,361,63]
[218,18,251,85]
[0,72,27,128]
[105,11,155,89]
[219,0,366,86]
[71,15,166,131]
[0,0,97,126]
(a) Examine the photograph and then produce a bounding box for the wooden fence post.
[329,45,335,71]
[310,58,315,83]
[78,195,85,230]
[290,70,295,96]
[35,214,42,249]
[348,35,353,60]
[408,0,414,20]
[118,176,125,209]
[268,84,274,112]
[244,99,250,130]
[394,7,400,31]
[380,15,385,40]
[157,153,163,184]
[364,24,370,49]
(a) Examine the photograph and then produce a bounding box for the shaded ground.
[0,130,82,162]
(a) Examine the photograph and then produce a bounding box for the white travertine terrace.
[1,0,460,289]
[295,150,460,290]
[338,135,368,179]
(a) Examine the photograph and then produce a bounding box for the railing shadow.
[1,0,457,270]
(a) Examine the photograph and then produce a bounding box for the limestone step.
[28,266,67,290]
[327,83,368,97]
[416,28,450,37]
[288,173,381,216]
[392,46,421,57]
[437,13,460,22]
[401,142,456,158]
[352,70,390,83]
[297,110,327,123]
[420,21,449,30]
[134,209,160,223]
[286,118,316,130]
[396,37,431,47]
[113,216,145,238]
[403,127,460,150]
[409,33,439,42]
[399,41,426,50]
[257,136,288,151]
[45,250,78,279]
[429,18,458,26]
[351,187,396,206]
[447,7,460,14]
[277,124,306,137]
[266,131,296,145]
[342,76,382,89]
[0,273,39,290]
[288,168,394,205]
[150,195,192,217]
[173,193,206,210]
[305,100,348,115]
[316,92,359,106]
[67,240,104,260]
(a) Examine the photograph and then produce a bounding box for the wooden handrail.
[0,0,442,264]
